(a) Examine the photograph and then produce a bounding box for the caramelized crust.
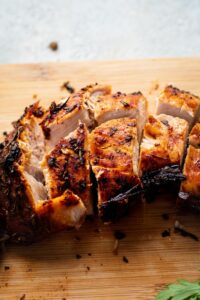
[139,114,189,175]
[87,91,147,141]
[179,123,200,209]
[157,85,200,127]
[89,118,141,220]
[42,123,93,214]
[36,190,86,230]
[189,123,200,148]
[180,146,200,198]
[41,84,111,150]
[0,103,86,243]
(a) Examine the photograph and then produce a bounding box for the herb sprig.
[156,280,200,300]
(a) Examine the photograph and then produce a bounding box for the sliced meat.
[41,84,111,150]
[139,114,189,200]
[35,190,86,230]
[156,85,200,129]
[189,123,200,148]
[0,103,86,243]
[41,122,93,215]
[178,124,200,209]
[89,118,141,221]
[87,91,147,142]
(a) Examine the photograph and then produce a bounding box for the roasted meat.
[139,114,189,200]
[41,84,111,150]
[0,103,86,243]
[89,118,141,221]
[41,122,93,215]
[87,91,147,142]
[156,85,200,128]
[189,123,200,148]
[178,123,200,209]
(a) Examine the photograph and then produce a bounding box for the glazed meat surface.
[41,84,111,150]
[41,122,93,215]
[87,91,147,142]
[139,114,188,199]
[179,123,200,209]
[0,103,86,243]
[157,85,200,128]
[89,118,141,221]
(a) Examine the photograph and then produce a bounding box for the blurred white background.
[0,0,199,63]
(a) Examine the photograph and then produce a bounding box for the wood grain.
[0,58,200,300]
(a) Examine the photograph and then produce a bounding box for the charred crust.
[14,102,45,128]
[100,184,142,222]
[120,100,130,107]
[161,119,169,127]
[61,197,79,207]
[47,157,57,168]
[178,191,200,212]
[142,165,185,202]
[78,180,86,192]
[165,85,200,100]
[131,91,142,96]
[124,135,132,142]
[142,165,185,188]
[109,127,118,136]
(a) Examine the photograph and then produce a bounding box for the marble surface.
[0,0,199,63]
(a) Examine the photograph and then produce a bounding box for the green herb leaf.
[156,280,200,300]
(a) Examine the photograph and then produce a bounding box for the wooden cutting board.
[0,58,200,300]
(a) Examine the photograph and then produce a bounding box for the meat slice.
[156,85,200,129]
[41,84,111,150]
[89,118,141,221]
[139,114,189,200]
[0,103,86,243]
[178,124,200,210]
[189,123,200,148]
[41,122,93,215]
[86,91,147,142]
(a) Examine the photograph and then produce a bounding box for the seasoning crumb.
[61,81,75,94]
[123,256,129,263]
[49,41,58,51]
[76,254,82,259]
[149,80,160,94]
[19,294,26,300]
[3,131,7,136]
[174,220,199,241]
[86,266,90,271]
[88,253,92,256]
[27,268,32,272]
[4,266,10,271]
[113,239,119,255]
[114,230,126,240]
[32,94,37,99]
[162,213,169,220]
[161,229,171,238]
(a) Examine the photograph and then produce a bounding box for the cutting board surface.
[0,58,200,300]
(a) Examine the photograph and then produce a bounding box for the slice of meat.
[0,103,86,243]
[139,114,189,200]
[189,123,200,148]
[178,124,200,209]
[89,118,141,221]
[87,91,147,142]
[41,84,111,150]
[41,122,93,215]
[156,85,200,128]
